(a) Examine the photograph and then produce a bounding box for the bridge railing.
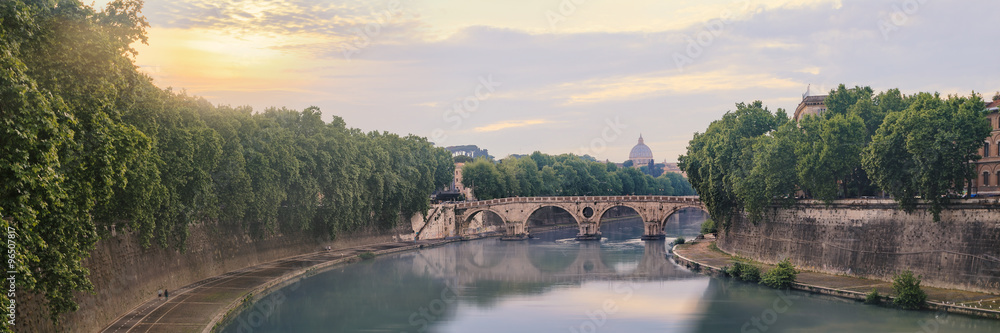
[451,195,700,209]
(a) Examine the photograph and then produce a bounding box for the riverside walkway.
[100,239,454,333]
[673,238,1000,319]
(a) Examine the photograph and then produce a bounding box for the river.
[221,210,1000,333]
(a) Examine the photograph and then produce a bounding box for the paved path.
[674,238,1000,315]
[99,239,451,333]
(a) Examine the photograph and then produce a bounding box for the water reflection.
[222,214,1000,333]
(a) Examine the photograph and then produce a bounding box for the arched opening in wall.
[662,207,709,238]
[462,210,505,236]
[598,206,644,241]
[527,206,577,229]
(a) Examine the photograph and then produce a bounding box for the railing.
[451,195,701,209]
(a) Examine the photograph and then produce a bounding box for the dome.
[629,134,654,165]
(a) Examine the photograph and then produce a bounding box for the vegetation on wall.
[0,0,453,328]
[460,152,696,200]
[679,86,991,227]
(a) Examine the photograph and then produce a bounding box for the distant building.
[446,145,491,160]
[793,86,828,121]
[974,98,1000,196]
[628,134,654,166]
[435,162,475,202]
[662,162,687,178]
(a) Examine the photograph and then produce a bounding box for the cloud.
[130,0,1000,161]
[473,119,552,133]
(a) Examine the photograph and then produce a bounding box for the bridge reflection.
[408,232,702,289]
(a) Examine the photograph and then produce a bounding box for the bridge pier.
[505,223,527,236]
[576,222,601,241]
[640,222,665,240]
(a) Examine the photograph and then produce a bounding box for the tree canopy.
[679,85,991,227]
[461,153,696,200]
[0,0,453,328]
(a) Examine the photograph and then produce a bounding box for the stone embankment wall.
[20,222,408,332]
[717,198,1000,294]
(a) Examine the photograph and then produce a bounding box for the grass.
[708,242,726,255]
[357,251,376,260]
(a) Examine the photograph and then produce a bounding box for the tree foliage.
[863,93,990,220]
[0,0,453,328]
[891,270,927,310]
[461,153,696,199]
[680,85,991,227]
[760,258,798,289]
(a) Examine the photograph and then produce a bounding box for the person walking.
[157,289,163,300]
[164,289,169,301]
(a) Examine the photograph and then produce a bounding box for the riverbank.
[672,237,1000,320]
[100,238,460,333]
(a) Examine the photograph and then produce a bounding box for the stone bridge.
[413,196,704,240]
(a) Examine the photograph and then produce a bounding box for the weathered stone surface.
[20,222,409,332]
[718,198,1000,294]
[416,196,705,239]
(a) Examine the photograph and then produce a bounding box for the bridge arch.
[459,208,507,236]
[524,204,580,229]
[594,204,648,229]
[659,205,710,235]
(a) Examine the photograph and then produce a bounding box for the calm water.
[222,211,1000,333]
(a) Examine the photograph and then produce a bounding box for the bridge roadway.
[419,195,704,240]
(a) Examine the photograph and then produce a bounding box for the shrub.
[720,265,734,277]
[864,288,882,305]
[689,261,701,272]
[735,262,761,283]
[760,258,798,289]
[675,237,686,245]
[864,288,882,304]
[358,251,376,260]
[700,219,717,234]
[892,270,927,310]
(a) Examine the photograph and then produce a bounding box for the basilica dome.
[629,134,654,166]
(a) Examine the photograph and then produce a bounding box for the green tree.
[462,158,506,200]
[795,113,866,201]
[863,93,990,220]
[679,101,779,227]
[891,270,927,310]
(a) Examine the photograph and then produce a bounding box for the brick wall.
[717,199,1000,294]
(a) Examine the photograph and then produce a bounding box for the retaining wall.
[20,222,407,332]
[717,198,1000,294]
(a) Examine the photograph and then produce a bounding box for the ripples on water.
[222,213,1000,333]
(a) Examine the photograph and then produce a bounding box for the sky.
[93,0,1000,163]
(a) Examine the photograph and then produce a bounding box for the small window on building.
[986,142,991,157]
[996,171,1000,186]
[985,172,991,187]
